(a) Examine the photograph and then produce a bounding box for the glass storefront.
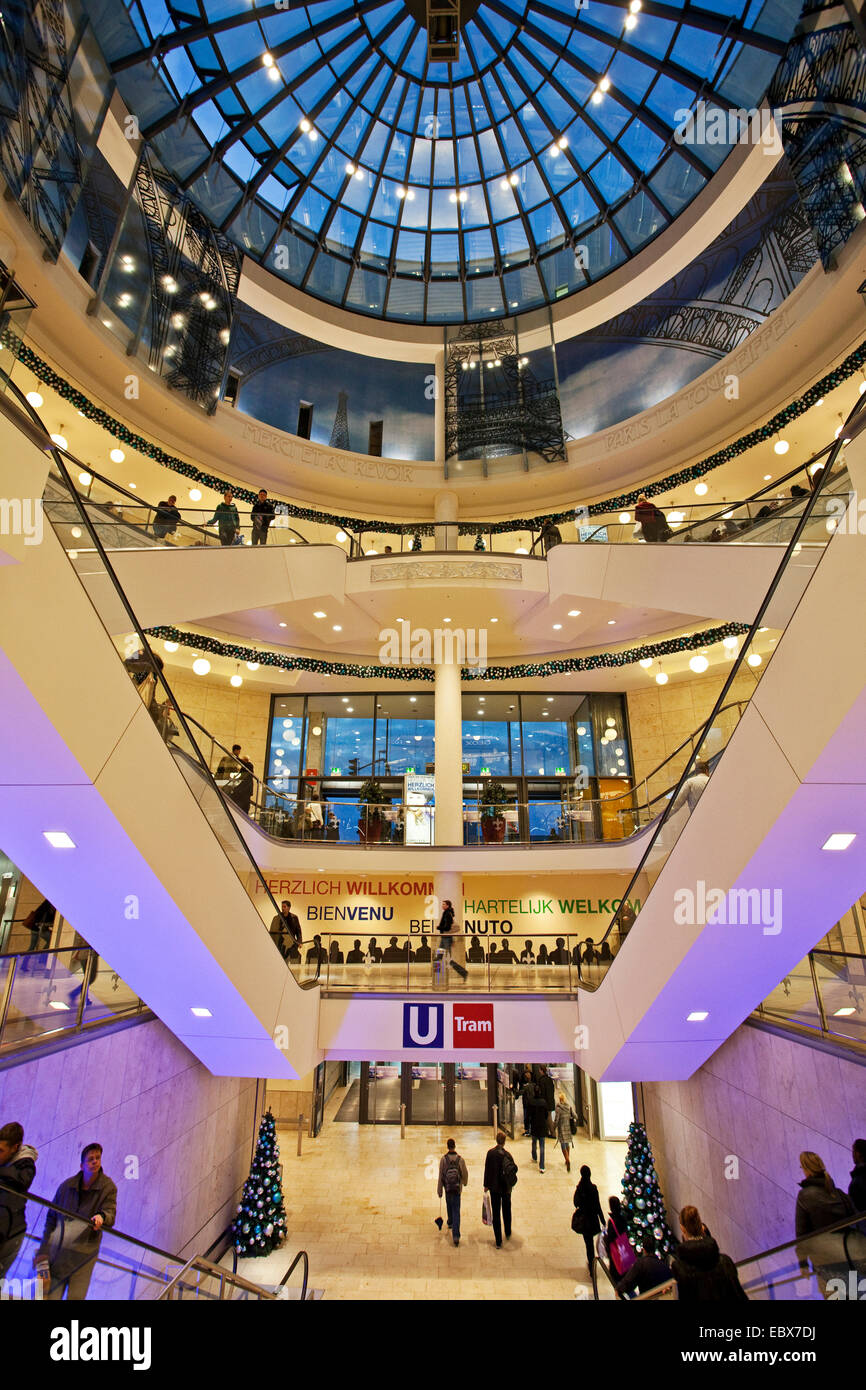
[264,690,632,843]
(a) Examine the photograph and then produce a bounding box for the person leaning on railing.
[205,490,240,546]
[153,495,181,539]
[34,1142,117,1301]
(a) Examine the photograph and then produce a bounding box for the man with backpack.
[483,1131,518,1249]
[437,1138,469,1247]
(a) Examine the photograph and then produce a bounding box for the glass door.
[409,1062,444,1123]
[496,1065,516,1138]
[455,1062,491,1124]
[368,1061,403,1123]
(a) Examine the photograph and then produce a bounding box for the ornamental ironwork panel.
[0,0,82,260]
[133,150,242,407]
[444,321,566,465]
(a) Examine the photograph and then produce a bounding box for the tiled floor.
[235,1087,627,1301]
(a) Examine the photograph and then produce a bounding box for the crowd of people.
[426,1119,866,1302]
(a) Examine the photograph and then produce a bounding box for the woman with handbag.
[554,1092,577,1172]
[572,1165,604,1276]
[606,1195,636,1277]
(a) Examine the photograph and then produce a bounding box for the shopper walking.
[0,1122,38,1279]
[483,1131,518,1249]
[572,1165,604,1277]
[537,1063,555,1134]
[795,1152,863,1297]
[206,490,240,546]
[554,1092,576,1171]
[228,756,255,815]
[216,744,242,781]
[23,898,55,952]
[251,489,275,545]
[437,1139,469,1247]
[35,1143,117,1300]
[436,900,467,980]
[517,1067,533,1135]
[606,1195,633,1275]
[528,1083,549,1172]
[671,760,710,814]
[539,517,562,554]
[671,1205,747,1302]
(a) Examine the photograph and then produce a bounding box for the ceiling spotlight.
[499,179,509,191]
[189,488,202,501]
[630,0,642,10]
[558,136,568,148]
[230,674,243,688]
[510,173,519,185]
[689,655,709,674]
[747,653,762,667]
[763,474,772,482]
[25,391,43,408]
[192,658,210,676]
[262,52,274,67]
[656,672,669,685]
[639,658,652,668]
[332,624,342,632]
[163,641,179,653]
[723,636,739,649]
[695,482,708,496]
[313,611,326,618]
[553,623,562,631]
[396,186,406,199]
[278,621,287,628]
[190,1007,212,1018]
[78,472,92,486]
[607,619,616,626]
[625,11,637,26]
[267,65,280,81]
[549,143,560,157]
[774,439,790,455]
[822,833,856,851]
[336,529,348,542]
[687,1011,708,1023]
[50,434,68,450]
[299,118,311,132]
[619,511,631,524]
[246,661,259,671]
[43,830,76,849]
[600,77,611,93]
[568,610,581,617]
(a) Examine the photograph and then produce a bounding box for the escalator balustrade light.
[821,833,856,851]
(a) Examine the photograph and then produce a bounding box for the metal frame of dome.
[91,0,801,324]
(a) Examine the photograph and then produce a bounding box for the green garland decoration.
[144,621,751,681]
[9,329,866,534]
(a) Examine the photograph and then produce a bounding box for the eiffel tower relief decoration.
[330,390,350,450]
[444,321,567,470]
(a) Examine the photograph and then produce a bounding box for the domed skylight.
[89,0,800,323]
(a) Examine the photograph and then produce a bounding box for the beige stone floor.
[236,1087,628,1301]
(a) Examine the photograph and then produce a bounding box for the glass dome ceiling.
[90,0,801,324]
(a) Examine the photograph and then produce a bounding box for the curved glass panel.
[83,0,801,322]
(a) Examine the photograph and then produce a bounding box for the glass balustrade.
[0,947,147,1054]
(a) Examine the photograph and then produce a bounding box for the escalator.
[0,381,320,1080]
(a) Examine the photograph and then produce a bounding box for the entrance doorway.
[333,1062,498,1125]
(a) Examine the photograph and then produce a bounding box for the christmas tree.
[621,1121,674,1256]
[233,1109,287,1257]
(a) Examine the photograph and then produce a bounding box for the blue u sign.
[402,1002,444,1048]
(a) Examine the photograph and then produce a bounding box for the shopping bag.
[609,1229,636,1275]
[482,1192,493,1227]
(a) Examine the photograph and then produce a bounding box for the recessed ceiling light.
[553,623,562,630]
[332,625,342,632]
[490,618,499,623]
[278,621,287,628]
[546,697,554,703]
[763,474,772,481]
[409,696,417,703]
[607,619,616,625]
[43,831,76,849]
[443,617,452,623]
[190,1007,212,1018]
[687,1011,708,1022]
[822,833,856,851]
[313,611,326,619]
[568,610,581,617]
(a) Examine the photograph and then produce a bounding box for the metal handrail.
[0,375,295,958]
[279,1249,310,1301]
[0,946,149,1054]
[596,389,866,948]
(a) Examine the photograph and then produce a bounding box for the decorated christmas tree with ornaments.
[621,1121,674,1256]
[233,1109,287,1257]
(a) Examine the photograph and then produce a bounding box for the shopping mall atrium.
[0,0,864,1313]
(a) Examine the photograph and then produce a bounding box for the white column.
[434,659,463,846]
[434,488,458,552]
